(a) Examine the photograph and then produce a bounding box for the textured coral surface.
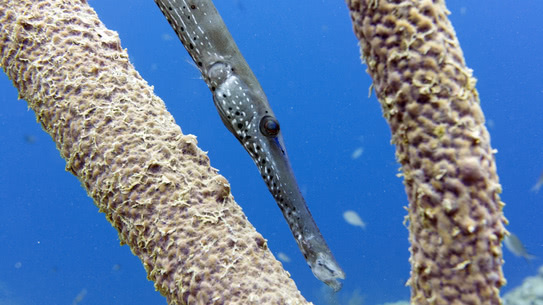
[0,0,310,304]
[346,0,508,304]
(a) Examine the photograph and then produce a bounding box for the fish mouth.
[309,252,345,292]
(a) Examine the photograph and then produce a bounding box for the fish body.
[504,233,536,261]
[351,147,364,160]
[277,252,291,263]
[154,0,344,290]
[343,210,366,229]
[531,171,543,193]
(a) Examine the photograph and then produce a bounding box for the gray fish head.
[309,251,346,292]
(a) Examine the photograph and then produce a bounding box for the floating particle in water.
[72,288,87,305]
[24,134,36,144]
[161,33,173,41]
[487,119,495,129]
[346,288,364,305]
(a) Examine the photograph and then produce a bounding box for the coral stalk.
[0,0,310,304]
[345,0,508,304]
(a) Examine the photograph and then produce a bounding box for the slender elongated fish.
[154,0,345,290]
[504,232,536,261]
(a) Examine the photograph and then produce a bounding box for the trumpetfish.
[154,0,345,291]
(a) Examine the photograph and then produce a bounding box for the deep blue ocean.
[1,1,542,304]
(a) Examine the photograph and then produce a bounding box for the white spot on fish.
[277,252,291,263]
[343,210,366,229]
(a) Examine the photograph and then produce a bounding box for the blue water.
[1,1,542,304]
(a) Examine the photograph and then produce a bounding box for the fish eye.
[259,115,280,137]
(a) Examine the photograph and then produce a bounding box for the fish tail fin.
[523,253,537,264]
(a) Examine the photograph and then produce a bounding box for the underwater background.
[1,1,542,304]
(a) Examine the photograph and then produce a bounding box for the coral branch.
[0,1,310,304]
[345,0,508,304]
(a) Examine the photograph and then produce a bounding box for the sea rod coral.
[346,0,508,304]
[0,0,310,304]
[1,0,508,304]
